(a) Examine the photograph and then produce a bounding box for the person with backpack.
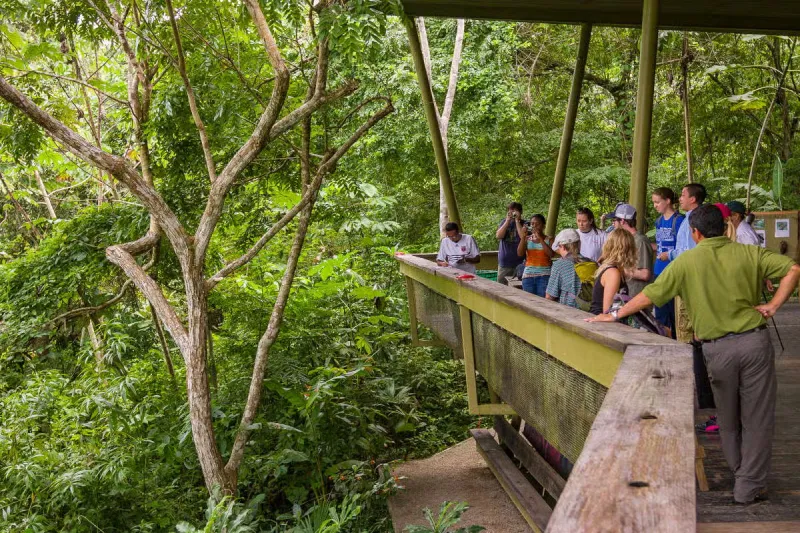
[546,229,597,309]
[589,229,637,315]
[652,187,685,337]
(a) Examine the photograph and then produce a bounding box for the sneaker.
[695,415,718,433]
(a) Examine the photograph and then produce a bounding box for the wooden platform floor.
[697,302,800,528]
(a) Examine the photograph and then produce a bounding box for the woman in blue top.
[651,187,685,337]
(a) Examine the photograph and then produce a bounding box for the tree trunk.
[417,18,465,237]
[680,33,694,183]
[35,169,58,219]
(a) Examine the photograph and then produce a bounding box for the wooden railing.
[396,252,695,532]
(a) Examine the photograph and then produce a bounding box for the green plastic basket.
[476,270,498,281]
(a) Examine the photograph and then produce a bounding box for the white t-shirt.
[436,234,480,273]
[578,228,606,261]
[736,221,760,246]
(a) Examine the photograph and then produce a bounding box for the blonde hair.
[597,229,637,278]
[562,240,581,257]
[725,219,737,242]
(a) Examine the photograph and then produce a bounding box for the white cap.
[552,228,581,251]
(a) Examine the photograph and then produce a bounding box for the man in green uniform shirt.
[589,204,800,504]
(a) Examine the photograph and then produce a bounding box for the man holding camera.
[436,222,481,274]
[496,202,525,285]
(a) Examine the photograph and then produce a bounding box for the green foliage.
[3,3,800,532]
[403,501,485,533]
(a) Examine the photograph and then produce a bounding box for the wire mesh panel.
[471,313,606,463]
[411,279,462,354]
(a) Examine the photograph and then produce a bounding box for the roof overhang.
[400,1,800,35]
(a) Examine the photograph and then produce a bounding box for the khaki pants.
[675,295,694,343]
[703,327,776,502]
[497,266,516,285]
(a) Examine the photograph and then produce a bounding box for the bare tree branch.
[51,280,133,323]
[0,76,191,263]
[14,69,129,106]
[225,200,313,476]
[206,100,393,290]
[165,0,217,182]
[441,19,465,135]
[105,245,189,354]
[34,169,57,220]
[0,170,41,241]
[180,15,266,106]
[194,70,357,269]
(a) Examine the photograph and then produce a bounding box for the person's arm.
[545,266,561,300]
[496,217,511,240]
[632,267,652,281]
[436,241,448,267]
[601,267,621,314]
[464,236,481,264]
[756,264,800,318]
[668,221,689,261]
[539,235,554,258]
[587,291,654,323]
[517,228,528,257]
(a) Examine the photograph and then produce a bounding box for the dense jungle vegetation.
[1,1,799,530]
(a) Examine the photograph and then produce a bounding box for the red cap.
[456,274,476,280]
[714,203,731,219]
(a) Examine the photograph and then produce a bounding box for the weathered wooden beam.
[400,1,800,35]
[471,429,553,532]
[403,15,462,230]
[629,0,659,232]
[495,416,567,500]
[546,344,695,533]
[546,23,592,238]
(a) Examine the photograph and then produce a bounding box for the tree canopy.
[1,2,799,530]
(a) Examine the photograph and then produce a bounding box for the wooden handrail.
[397,252,696,532]
[547,344,695,532]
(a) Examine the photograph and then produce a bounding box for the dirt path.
[388,435,532,533]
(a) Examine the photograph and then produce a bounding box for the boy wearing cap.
[728,200,760,246]
[611,203,654,299]
[546,229,596,308]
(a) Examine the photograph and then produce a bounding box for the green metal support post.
[629,0,660,232]
[546,23,592,238]
[403,15,463,230]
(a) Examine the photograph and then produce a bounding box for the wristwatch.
[610,309,620,321]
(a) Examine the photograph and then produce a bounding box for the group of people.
[435,184,800,505]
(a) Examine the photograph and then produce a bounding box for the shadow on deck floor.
[697,302,800,530]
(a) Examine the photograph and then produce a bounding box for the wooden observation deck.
[397,252,800,532]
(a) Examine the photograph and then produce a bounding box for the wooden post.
[629,0,660,232]
[546,23,592,238]
[405,276,420,345]
[403,15,463,230]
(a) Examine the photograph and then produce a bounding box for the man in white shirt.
[727,201,760,246]
[436,222,481,274]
